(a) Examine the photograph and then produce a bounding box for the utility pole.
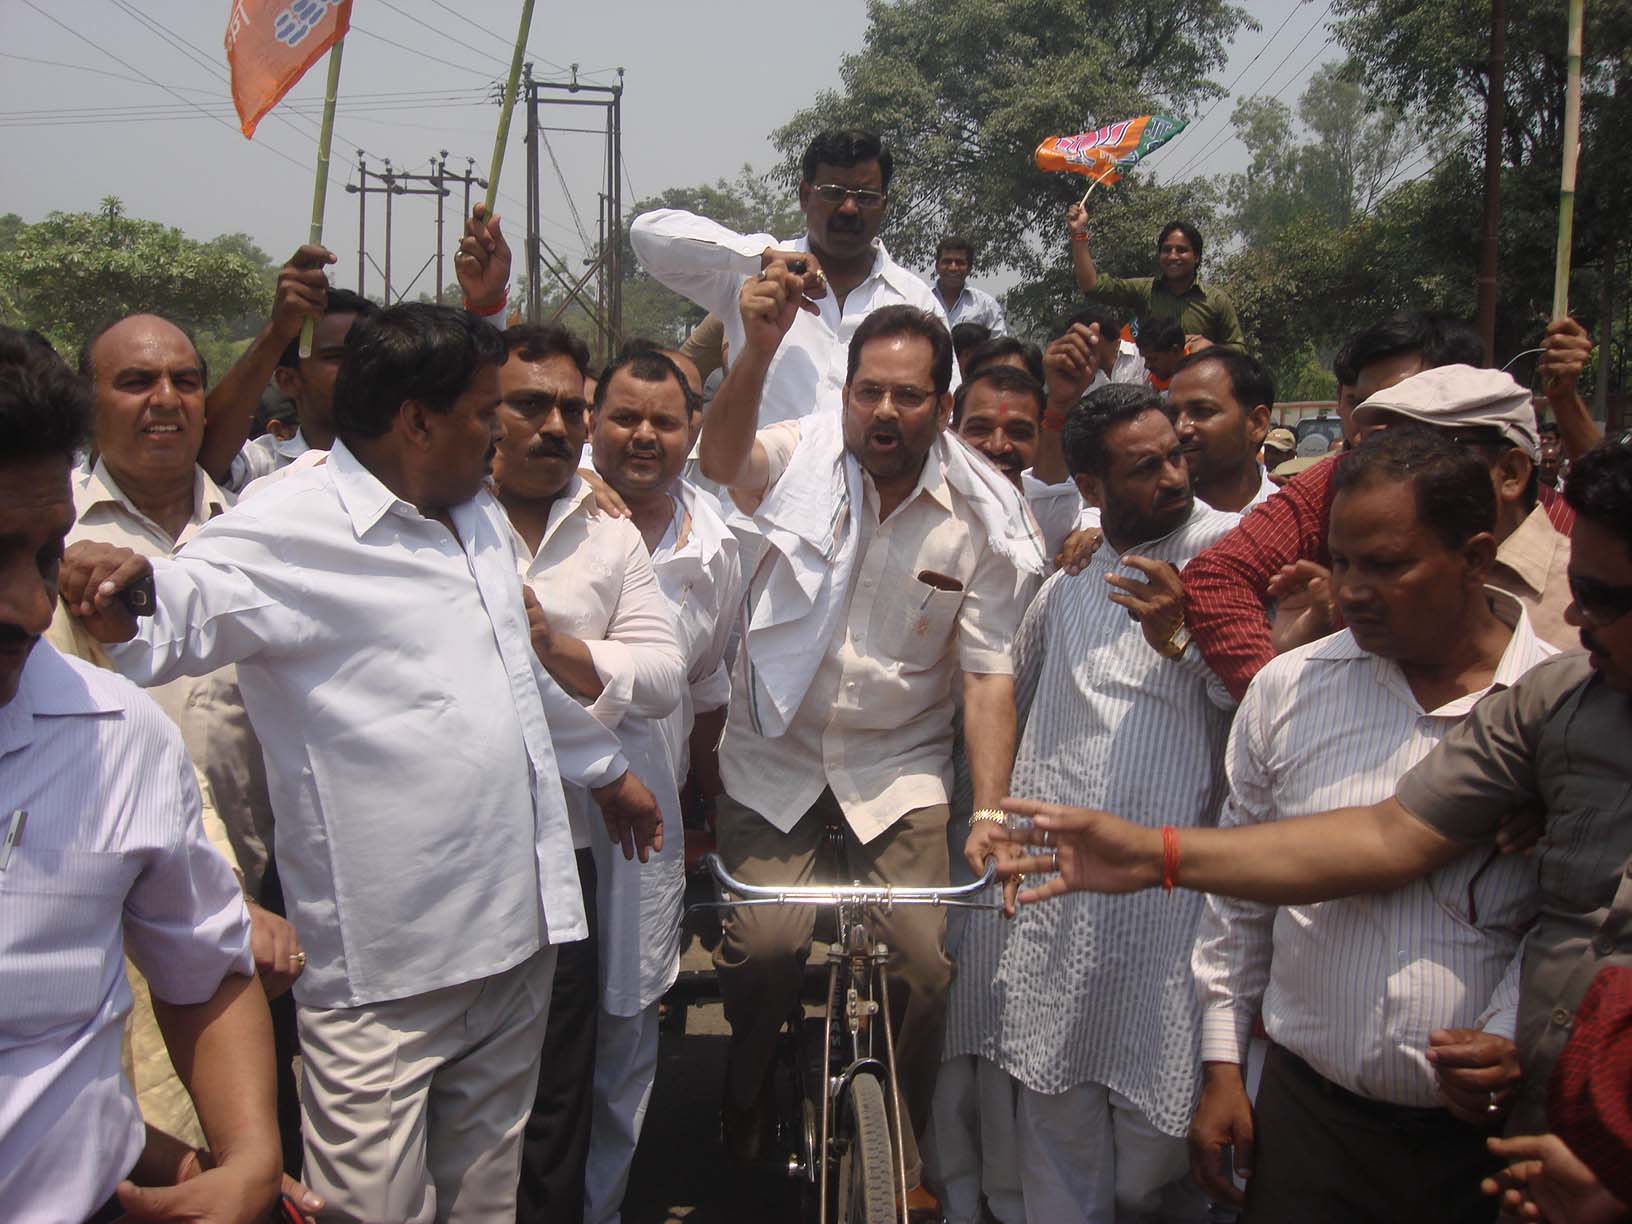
[348,155,485,304]
[521,64,626,358]
[1477,0,1506,364]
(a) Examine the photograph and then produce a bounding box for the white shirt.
[225,429,311,493]
[511,476,687,1015]
[512,476,686,848]
[1193,592,1552,1107]
[649,480,743,775]
[1021,473,1084,564]
[935,282,1007,334]
[720,423,1034,843]
[1088,338,1149,390]
[105,441,629,1010]
[947,501,1241,1138]
[0,644,252,1221]
[60,461,276,894]
[629,209,959,425]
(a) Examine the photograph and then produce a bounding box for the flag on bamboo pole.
[225,0,353,138]
[1035,115,1189,188]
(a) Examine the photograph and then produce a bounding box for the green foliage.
[0,198,269,360]
[768,0,1254,337]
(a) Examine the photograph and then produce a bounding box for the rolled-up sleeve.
[125,747,254,1006]
[629,209,773,318]
[956,543,1033,676]
[532,654,630,790]
[582,535,686,726]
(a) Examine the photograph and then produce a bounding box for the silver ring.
[1050,851,1060,873]
[1485,1091,1501,1116]
[290,951,307,969]
[1042,829,1053,848]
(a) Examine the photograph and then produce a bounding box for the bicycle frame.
[699,854,999,1224]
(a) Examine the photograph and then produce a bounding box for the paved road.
[622,913,808,1224]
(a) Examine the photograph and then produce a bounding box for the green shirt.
[1088,275,1246,352]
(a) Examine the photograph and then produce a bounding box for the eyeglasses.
[1568,573,1632,627]
[811,183,887,210]
[851,381,934,410]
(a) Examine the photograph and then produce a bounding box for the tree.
[770,0,1255,337]
[0,198,268,359]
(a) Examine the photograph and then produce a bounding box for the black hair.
[77,314,209,386]
[504,323,592,378]
[1331,423,1496,550]
[0,346,93,466]
[1170,348,1276,414]
[332,303,506,441]
[277,288,378,369]
[1563,438,1632,554]
[801,129,894,191]
[1345,312,1484,380]
[0,326,62,370]
[611,339,703,416]
[1068,303,1125,340]
[951,322,993,358]
[1063,382,1169,479]
[952,364,1046,427]
[936,235,974,262]
[593,346,692,414]
[965,335,1044,384]
[1157,220,1204,264]
[1135,316,1185,353]
[847,305,955,396]
[1332,337,1357,387]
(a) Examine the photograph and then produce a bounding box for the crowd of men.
[2,124,1629,1224]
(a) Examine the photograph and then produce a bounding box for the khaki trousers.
[297,947,557,1224]
[713,789,953,1185]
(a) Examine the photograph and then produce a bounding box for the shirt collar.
[15,639,126,724]
[668,479,733,565]
[328,439,423,537]
[81,458,231,533]
[279,430,313,460]
[510,475,596,565]
[1493,503,1565,597]
[1309,588,1545,712]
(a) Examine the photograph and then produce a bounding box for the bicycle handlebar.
[702,853,999,908]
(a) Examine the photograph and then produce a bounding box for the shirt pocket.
[0,847,132,1040]
[880,583,966,671]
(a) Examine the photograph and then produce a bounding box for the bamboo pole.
[484,0,537,215]
[1552,0,1584,320]
[298,39,345,358]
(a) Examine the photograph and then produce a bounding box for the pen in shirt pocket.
[915,569,964,607]
[0,810,26,870]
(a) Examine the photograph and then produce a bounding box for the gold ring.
[290,952,307,968]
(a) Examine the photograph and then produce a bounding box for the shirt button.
[1552,1007,1572,1027]
[1594,935,1616,956]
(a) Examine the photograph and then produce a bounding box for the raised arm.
[200,246,334,486]
[1032,324,1099,486]
[697,262,812,496]
[1066,204,1099,293]
[629,209,782,319]
[1536,316,1602,461]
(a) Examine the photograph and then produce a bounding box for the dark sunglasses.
[810,183,887,210]
[1568,573,1632,626]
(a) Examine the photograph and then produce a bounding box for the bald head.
[85,314,208,484]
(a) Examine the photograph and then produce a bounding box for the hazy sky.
[0,0,1342,300]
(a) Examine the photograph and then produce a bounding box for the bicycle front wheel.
[835,1073,895,1224]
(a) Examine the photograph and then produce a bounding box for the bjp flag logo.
[226,0,353,138]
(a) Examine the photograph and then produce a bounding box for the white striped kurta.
[1192,591,1551,1107]
[945,501,1239,1138]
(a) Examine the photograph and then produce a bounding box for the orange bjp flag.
[225,0,353,138]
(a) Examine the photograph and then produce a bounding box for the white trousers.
[926,1054,1026,1224]
[297,947,557,1224]
[1017,1081,1207,1224]
[582,1003,661,1224]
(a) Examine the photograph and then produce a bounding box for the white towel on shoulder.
[739,413,1045,737]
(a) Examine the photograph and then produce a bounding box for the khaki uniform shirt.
[1490,503,1577,651]
[1397,652,1632,1130]
[1088,275,1246,351]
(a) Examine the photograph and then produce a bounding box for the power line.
[0,49,219,93]
[373,0,512,71]
[1177,34,1339,180]
[18,0,325,182]
[349,25,502,83]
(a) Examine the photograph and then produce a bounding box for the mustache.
[526,437,574,460]
[989,451,1024,471]
[829,214,864,232]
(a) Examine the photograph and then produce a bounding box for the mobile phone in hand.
[118,571,156,618]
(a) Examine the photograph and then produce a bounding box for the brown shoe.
[905,1184,943,1223]
[720,1074,777,1166]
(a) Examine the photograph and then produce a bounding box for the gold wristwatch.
[1158,622,1192,660]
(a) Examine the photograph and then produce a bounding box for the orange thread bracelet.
[1069,232,1091,243]
[1161,825,1180,893]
